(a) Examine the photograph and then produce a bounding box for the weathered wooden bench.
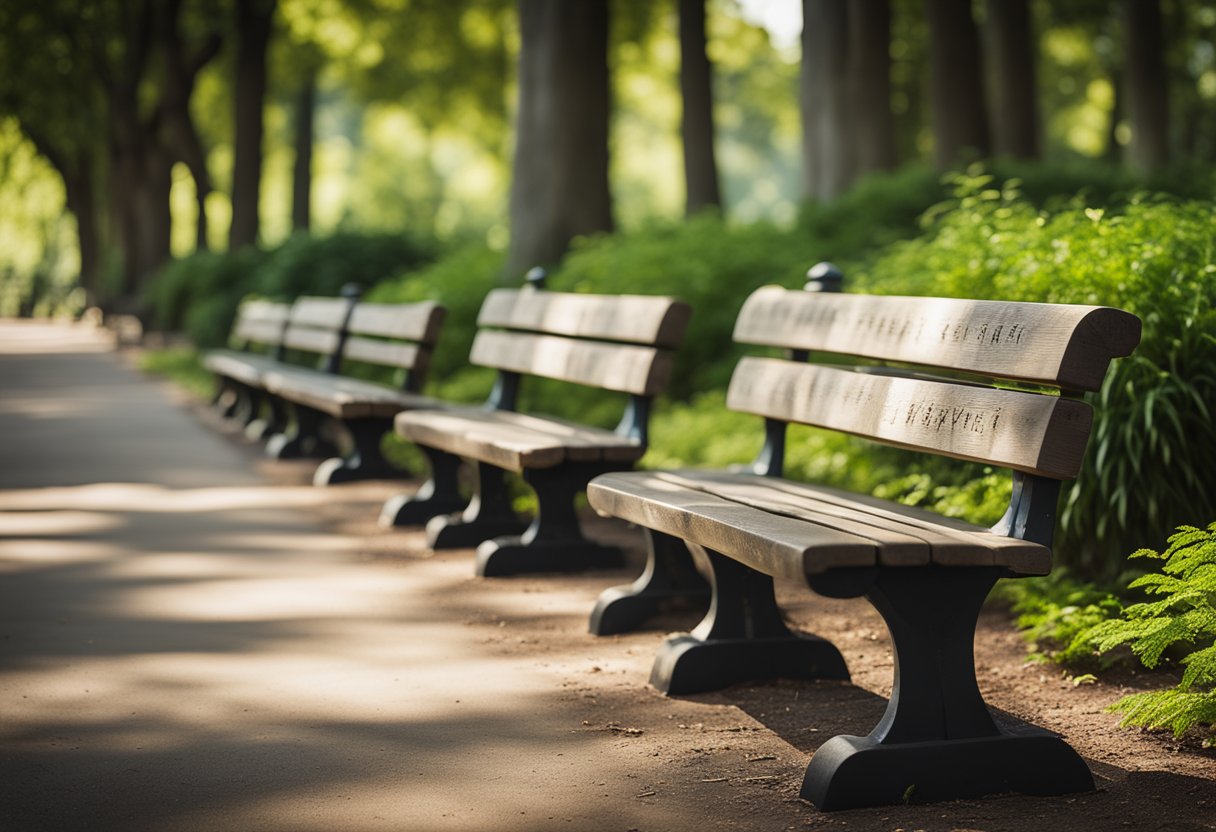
[260,299,445,484]
[202,297,293,435]
[587,284,1140,809]
[385,271,691,577]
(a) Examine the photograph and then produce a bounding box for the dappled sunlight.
[0,482,363,514]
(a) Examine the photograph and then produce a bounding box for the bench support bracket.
[801,565,1093,809]
[244,392,286,443]
[314,416,403,485]
[426,462,528,549]
[475,462,628,577]
[379,446,467,527]
[650,544,849,694]
[265,403,339,460]
[588,530,710,635]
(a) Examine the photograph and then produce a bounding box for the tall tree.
[800,0,852,200]
[506,0,612,276]
[229,0,276,250]
[1122,0,1170,173]
[984,0,1040,159]
[848,1,897,176]
[291,66,317,232]
[678,0,721,215]
[923,0,989,169]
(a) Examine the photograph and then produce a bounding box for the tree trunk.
[678,0,721,216]
[292,68,316,232]
[984,0,1040,159]
[923,0,989,169]
[506,0,613,277]
[800,0,852,200]
[63,162,102,307]
[848,0,896,176]
[229,0,276,250]
[1122,0,1169,173]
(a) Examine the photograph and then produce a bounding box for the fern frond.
[1180,645,1216,691]
[1110,688,1216,740]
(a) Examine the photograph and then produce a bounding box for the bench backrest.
[341,301,446,391]
[231,299,291,355]
[729,286,1141,544]
[471,287,691,397]
[281,296,355,372]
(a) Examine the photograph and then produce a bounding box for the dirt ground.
[229,401,1216,832]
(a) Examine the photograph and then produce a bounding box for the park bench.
[201,297,293,438]
[384,271,691,577]
[586,283,1141,809]
[260,298,445,484]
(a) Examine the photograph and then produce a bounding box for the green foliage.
[997,571,1124,667]
[138,347,214,399]
[857,169,1216,575]
[255,231,437,299]
[145,231,440,350]
[1084,524,1216,742]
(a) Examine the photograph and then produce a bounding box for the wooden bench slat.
[469,331,673,396]
[263,367,441,418]
[396,408,644,472]
[282,327,341,355]
[656,470,1051,574]
[289,297,353,328]
[726,357,1092,479]
[347,301,444,344]
[587,472,879,576]
[341,336,425,370]
[232,319,288,345]
[734,286,1141,391]
[200,351,283,387]
[477,289,691,347]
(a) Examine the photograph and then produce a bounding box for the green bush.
[145,231,440,351]
[1083,523,1216,743]
[856,170,1216,576]
[255,231,437,300]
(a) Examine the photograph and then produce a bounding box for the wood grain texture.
[347,301,444,344]
[656,470,1051,574]
[727,357,1092,478]
[469,331,673,396]
[263,367,441,418]
[477,288,691,347]
[586,472,879,576]
[734,286,1141,390]
[396,407,644,472]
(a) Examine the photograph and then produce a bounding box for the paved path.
[0,321,812,832]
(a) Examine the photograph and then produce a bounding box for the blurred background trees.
[3,0,1214,318]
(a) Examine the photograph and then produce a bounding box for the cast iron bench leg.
[588,530,711,635]
[650,543,848,695]
[475,462,627,577]
[426,461,528,549]
[801,566,1093,810]
[314,416,401,485]
[378,446,467,527]
[244,390,282,442]
[265,403,339,460]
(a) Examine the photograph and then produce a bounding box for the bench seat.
[588,469,1052,577]
[395,407,645,472]
[201,349,284,388]
[263,366,443,419]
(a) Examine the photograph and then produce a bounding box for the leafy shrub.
[255,231,437,300]
[1084,523,1216,743]
[856,170,1216,576]
[146,248,269,345]
[997,571,1124,667]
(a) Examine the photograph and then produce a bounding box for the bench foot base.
[589,531,710,635]
[651,632,849,695]
[379,489,468,528]
[244,417,275,443]
[265,431,339,460]
[801,732,1093,811]
[427,514,528,549]
[475,536,624,577]
[312,456,402,486]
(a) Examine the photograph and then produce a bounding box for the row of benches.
[202,271,1141,811]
